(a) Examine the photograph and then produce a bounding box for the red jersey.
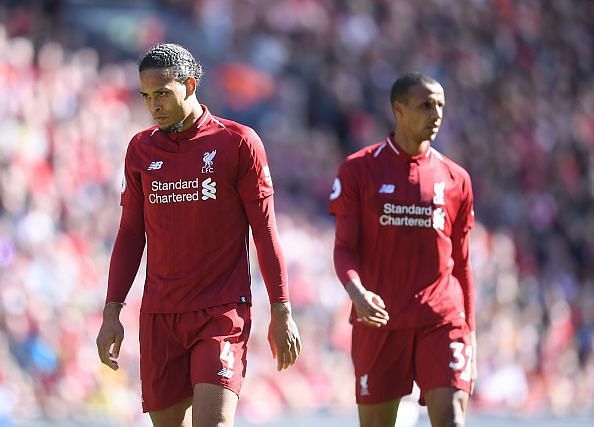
[330,135,476,330]
[109,106,287,313]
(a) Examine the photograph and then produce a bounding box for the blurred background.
[0,0,593,426]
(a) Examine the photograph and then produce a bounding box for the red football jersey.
[330,135,475,329]
[119,107,277,313]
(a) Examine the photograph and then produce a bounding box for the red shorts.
[139,303,251,412]
[351,318,472,405]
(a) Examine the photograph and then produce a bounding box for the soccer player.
[96,43,301,427]
[329,73,477,427]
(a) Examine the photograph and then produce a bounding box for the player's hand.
[346,281,389,328]
[268,302,302,371]
[96,304,125,371]
[470,330,477,394]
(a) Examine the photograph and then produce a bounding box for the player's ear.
[184,76,197,98]
[392,100,403,118]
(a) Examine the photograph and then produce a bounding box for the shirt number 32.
[449,342,473,382]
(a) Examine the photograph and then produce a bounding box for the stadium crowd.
[0,0,593,425]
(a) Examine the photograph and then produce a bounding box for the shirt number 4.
[449,342,472,382]
[220,341,235,370]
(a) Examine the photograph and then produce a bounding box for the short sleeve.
[453,172,475,233]
[237,128,274,202]
[120,137,144,210]
[328,160,359,216]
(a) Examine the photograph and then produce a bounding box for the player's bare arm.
[96,302,125,371]
[268,301,302,371]
[345,279,389,328]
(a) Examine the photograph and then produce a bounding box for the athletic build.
[330,73,476,427]
[96,43,301,427]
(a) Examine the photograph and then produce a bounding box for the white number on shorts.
[220,341,235,369]
[449,342,473,382]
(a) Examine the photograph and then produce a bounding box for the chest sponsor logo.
[433,181,445,205]
[433,207,446,230]
[201,177,217,200]
[378,184,395,194]
[148,177,217,204]
[380,202,447,230]
[147,161,163,170]
[201,150,216,173]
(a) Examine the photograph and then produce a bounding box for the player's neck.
[180,103,204,132]
[392,132,430,156]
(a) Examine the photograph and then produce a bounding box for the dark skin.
[96,68,301,373]
[138,67,202,132]
[349,81,476,427]
[96,66,301,426]
[392,81,445,155]
[345,82,447,330]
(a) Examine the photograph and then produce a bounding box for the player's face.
[139,68,193,131]
[395,82,445,143]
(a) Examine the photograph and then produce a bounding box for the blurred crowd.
[0,0,593,425]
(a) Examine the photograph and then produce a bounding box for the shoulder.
[342,141,387,168]
[338,142,388,178]
[430,147,472,183]
[210,115,261,144]
[334,142,387,190]
[430,147,473,200]
[129,126,160,149]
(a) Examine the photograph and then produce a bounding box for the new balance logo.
[217,368,234,379]
[147,161,163,170]
[379,184,395,194]
[201,177,217,200]
[218,341,235,379]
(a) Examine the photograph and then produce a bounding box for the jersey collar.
[386,133,431,163]
[166,105,212,141]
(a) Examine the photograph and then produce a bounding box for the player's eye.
[158,91,168,97]
[141,93,149,99]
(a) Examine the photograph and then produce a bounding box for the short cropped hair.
[138,43,203,86]
[390,72,440,105]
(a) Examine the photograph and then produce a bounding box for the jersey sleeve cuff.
[266,282,290,304]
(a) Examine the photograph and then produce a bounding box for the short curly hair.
[138,43,203,86]
[390,72,440,105]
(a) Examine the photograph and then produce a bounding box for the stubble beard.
[161,120,184,133]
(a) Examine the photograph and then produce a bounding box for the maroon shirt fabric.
[106,106,289,313]
[330,135,476,330]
